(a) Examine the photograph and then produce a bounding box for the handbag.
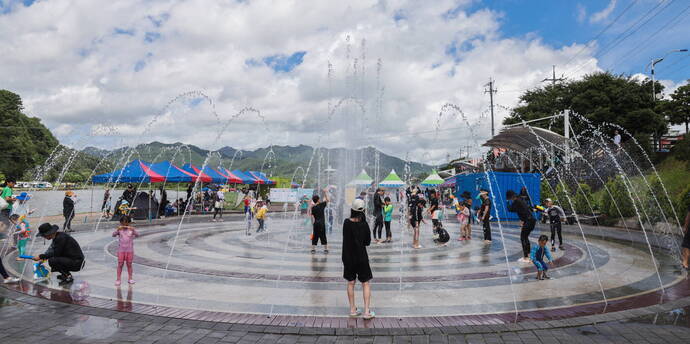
[214,201,222,208]
[0,196,7,210]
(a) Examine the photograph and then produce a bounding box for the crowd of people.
[1,175,690,321]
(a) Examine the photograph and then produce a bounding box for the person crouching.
[530,234,554,280]
[32,223,84,284]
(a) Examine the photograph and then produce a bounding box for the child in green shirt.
[382,197,394,243]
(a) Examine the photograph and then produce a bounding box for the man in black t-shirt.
[477,190,492,243]
[311,187,331,254]
[507,190,537,263]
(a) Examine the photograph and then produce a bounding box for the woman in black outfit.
[342,198,374,319]
[62,191,76,232]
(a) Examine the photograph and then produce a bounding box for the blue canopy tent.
[91,160,165,184]
[230,169,257,184]
[149,161,203,183]
[248,171,276,185]
[181,164,229,184]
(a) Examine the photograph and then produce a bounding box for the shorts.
[118,251,134,263]
[410,219,418,228]
[343,262,373,283]
[534,260,548,271]
[301,208,307,215]
[432,219,440,227]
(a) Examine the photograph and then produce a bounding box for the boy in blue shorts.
[530,235,553,280]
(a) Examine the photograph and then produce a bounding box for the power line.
[564,0,674,78]
[561,0,640,69]
[605,1,690,71]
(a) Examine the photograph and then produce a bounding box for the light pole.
[646,49,688,101]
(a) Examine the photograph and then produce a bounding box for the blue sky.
[472,0,690,83]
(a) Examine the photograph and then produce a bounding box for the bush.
[671,137,690,161]
[573,183,596,214]
[600,176,636,218]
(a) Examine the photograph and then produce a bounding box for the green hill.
[81,142,431,185]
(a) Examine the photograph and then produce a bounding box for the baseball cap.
[351,198,365,212]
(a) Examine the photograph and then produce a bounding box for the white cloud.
[0,0,600,164]
[590,0,617,24]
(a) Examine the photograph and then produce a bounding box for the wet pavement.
[2,288,690,343]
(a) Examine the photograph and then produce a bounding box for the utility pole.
[542,65,565,87]
[484,77,497,137]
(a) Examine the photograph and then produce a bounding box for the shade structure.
[347,169,373,186]
[420,170,444,187]
[149,161,210,183]
[440,177,456,188]
[92,160,165,184]
[212,166,244,184]
[181,164,219,183]
[228,169,257,184]
[379,169,405,188]
[248,171,276,185]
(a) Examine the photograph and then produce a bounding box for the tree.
[0,90,59,180]
[503,72,667,139]
[668,82,690,134]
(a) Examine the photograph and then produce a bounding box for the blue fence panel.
[454,172,541,221]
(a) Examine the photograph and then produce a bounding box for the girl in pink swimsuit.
[112,215,139,286]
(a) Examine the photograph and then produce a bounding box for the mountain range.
[81,142,432,182]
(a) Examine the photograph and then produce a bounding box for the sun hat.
[37,223,59,237]
[545,198,552,203]
[351,198,365,212]
[16,192,31,201]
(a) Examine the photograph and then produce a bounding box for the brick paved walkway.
[2,287,690,344]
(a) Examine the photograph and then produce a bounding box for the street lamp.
[645,49,688,101]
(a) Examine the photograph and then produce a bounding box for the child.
[9,214,30,261]
[411,199,425,249]
[382,197,393,243]
[530,235,554,280]
[112,215,139,286]
[544,198,566,251]
[457,202,471,240]
[256,201,268,233]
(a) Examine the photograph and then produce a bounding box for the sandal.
[363,311,376,320]
[349,309,362,318]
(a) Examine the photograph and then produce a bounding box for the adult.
[681,203,690,270]
[1,178,17,232]
[102,188,111,214]
[32,223,84,284]
[613,130,621,146]
[507,190,536,263]
[428,190,439,227]
[212,187,224,222]
[186,183,194,201]
[62,191,76,232]
[372,188,385,243]
[311,187,331,254]
[477,190,492,243]
[122,184,136,205]
[158,185,167,217]
[342,198,374,319]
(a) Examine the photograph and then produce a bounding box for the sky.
[1,0,689,164]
